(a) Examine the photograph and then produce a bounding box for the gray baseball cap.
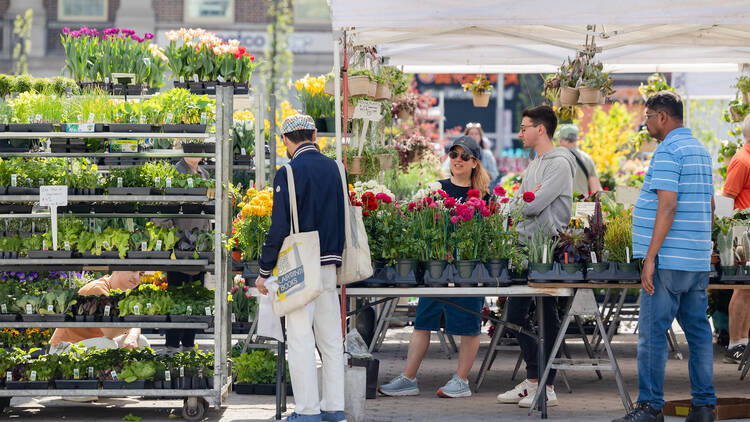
[557,124,579,142]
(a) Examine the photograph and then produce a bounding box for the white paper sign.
[1,304,6,313]
[111,370,118,380]
[715,194,734,219]
[6,372,11,382]
[186,305,192,315]
[133,304,141,316]
[165,370,171,382]
[40,186,68,207]
[103,305,111,316]
[574,202,597,218]
[155,240,162,251]
[353,100,382,121]
[30,371,37,381]
[25,304,32,314]
[74,368,80,380]
[187,178,194,188]
[205,306,212,316]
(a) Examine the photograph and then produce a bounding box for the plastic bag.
[345,328,372,359]
[258,278,284,342]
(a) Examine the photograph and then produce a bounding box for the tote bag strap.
[335,161,358,247]
[282,164,300,234]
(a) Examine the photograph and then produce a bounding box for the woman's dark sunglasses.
[449,151,472,161]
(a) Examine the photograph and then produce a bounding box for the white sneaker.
[518,385,557,408]
[496,379,537,404]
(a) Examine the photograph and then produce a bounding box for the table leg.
[537,296,547,419]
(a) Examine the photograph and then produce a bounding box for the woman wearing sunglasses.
[379,135,490,399]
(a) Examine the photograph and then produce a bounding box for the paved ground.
[3,327,750,421]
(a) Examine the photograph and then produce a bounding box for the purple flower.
[145,33,154,40]
[122,28,135,36]
[62,27,70,35]
[71,30,82,38]
[135,36,145,43]
[91,29,99,37]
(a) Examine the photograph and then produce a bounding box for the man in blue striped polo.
[612,91,716,422]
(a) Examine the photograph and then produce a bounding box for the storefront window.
[293,0,330,25]
[184,0,234,23]
[58,0,108,22]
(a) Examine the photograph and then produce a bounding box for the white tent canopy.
[329,0,750,73]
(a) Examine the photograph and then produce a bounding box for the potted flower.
[393,201,422,279]
[348,68,377,98]
[6,348,55,389]
[555,226,590,275]
[230,187,273,276]
[480,186,526,279]
[558,57,582,106]
[579,60,614,104]
[374,72,392,101]
[294,74,334,131]
[462,75,493,108]
[414,191,451,280]
[448,191,488,279]
[585,199,609,274]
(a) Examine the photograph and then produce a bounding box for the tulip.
[62,27,70,34]
[145,32,155,39]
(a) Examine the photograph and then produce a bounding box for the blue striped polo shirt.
[632,128,714,272]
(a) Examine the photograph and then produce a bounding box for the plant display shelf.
[0,213,215,219]
[0,195,209,203]
[0,132,212,140]
[0,86,239,420]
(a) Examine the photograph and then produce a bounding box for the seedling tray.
[27,250,73,259]
[54,379,100,389]
[719,266,750,284]
[21,314,66,322]
[164,187,208,196]
[163,124,207,133]
[423,263,454,287]
[5,381,50,390]
[122,315,169,322]
[529,262,585,282]
[126,251,171,259]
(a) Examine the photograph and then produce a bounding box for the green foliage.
[528,225,559,264]
[233,349,284,384]
[118,283,172,316]
[604,207,633,263]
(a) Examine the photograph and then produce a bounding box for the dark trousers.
[165,272,204,348]
[506,296,561,385]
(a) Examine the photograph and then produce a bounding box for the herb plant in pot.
[462,75,492,108]
[604,207,638,276]
[348,68,377,98]
[528,226,559,276]
[716,221,737,277]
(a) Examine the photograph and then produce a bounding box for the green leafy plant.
[604,207,633,263]
[233,349,282,384]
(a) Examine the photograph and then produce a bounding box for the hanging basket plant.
[349,156,364,174]
[735,75,750,105]
[578,58,614,105]
[462,75,493,108]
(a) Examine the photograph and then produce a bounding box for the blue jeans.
[637,265,716,410]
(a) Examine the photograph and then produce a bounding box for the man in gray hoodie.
[496,105,575,409]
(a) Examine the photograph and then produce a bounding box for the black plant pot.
[173,81,188,89]
[122,315,169,322]
[54,379,100,389]
[107,187,155,196]
[21,314,66,322]
[5,380,50,390]
[314,118,327,132]
[164,187,208,196]
[182,143,206,153]
[126,251,171,259]
[0,314,18,322]
[181,203,205,214]
[7,123,54,132]
[163,124,207,133]
[27,250,73,259]
[107,123,155,133]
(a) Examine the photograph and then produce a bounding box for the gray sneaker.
[437,374,472,398]
[378,375,420,396]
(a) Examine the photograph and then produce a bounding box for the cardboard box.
[663,398,750,420]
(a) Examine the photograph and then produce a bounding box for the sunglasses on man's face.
[449,151,472,161]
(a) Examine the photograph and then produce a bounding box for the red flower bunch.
[467,189,481,199]
[493,186,506,197]
[375,192,393,204]
[443,197,457,208]
[523,192,535,203]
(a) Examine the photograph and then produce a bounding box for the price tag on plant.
[64,241,71,251]
[30,371,37,382]
[88,367,94,379]
[26,304,32,314]
[146,302,152,310]
[77,114,82,123]
[104,305,111,316]
[166,113,173,124]
[10,174,17,187]
[591,252,598,264]
[139,115,146,124]
[88,113,95,124]
[166,177,172,188]
[47,304,53,313]
[231,313,236,323]
[43,240,48,251]
[117,177,123,188]
[155,239,163,251]
[38,178,44,186]
[89,219,95,231]
[217,76,225,83]
[74,368,80,380]
[180,367,185,377]
[126,218,134,232]
[186,305,192,315]
[111,370,118,380]
[180,76,185,83]
[1,304,7,314]
[193,74,199,83]
[187,178,194,188]
[6,372,11,382]
[134,304,141,316]
[200,112,207,125]
[105,77,110,84]
[205,306,212,316]
[154,176,161,187]
[141,241,148,251]
[165,370,171,382]
[102,240,111,249]
[241,148,246,156]
[34,114,42,123]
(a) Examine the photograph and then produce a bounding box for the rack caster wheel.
[181,397,206,421]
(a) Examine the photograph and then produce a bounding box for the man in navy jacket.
[255,114,347,422]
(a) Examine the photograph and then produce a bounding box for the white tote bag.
[335,161,373,285]
[271,164,323,317]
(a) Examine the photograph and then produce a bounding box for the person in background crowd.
[161,152,211,354]
[556,123,602,196]
[379,135,490,399]
[496,105,574,409]
[442,122,499,182]
[49,271,148,353]
[255,114,347,422]
[612,91,716,422]
[720,114,750,365]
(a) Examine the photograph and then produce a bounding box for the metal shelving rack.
[0,86,236,421]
